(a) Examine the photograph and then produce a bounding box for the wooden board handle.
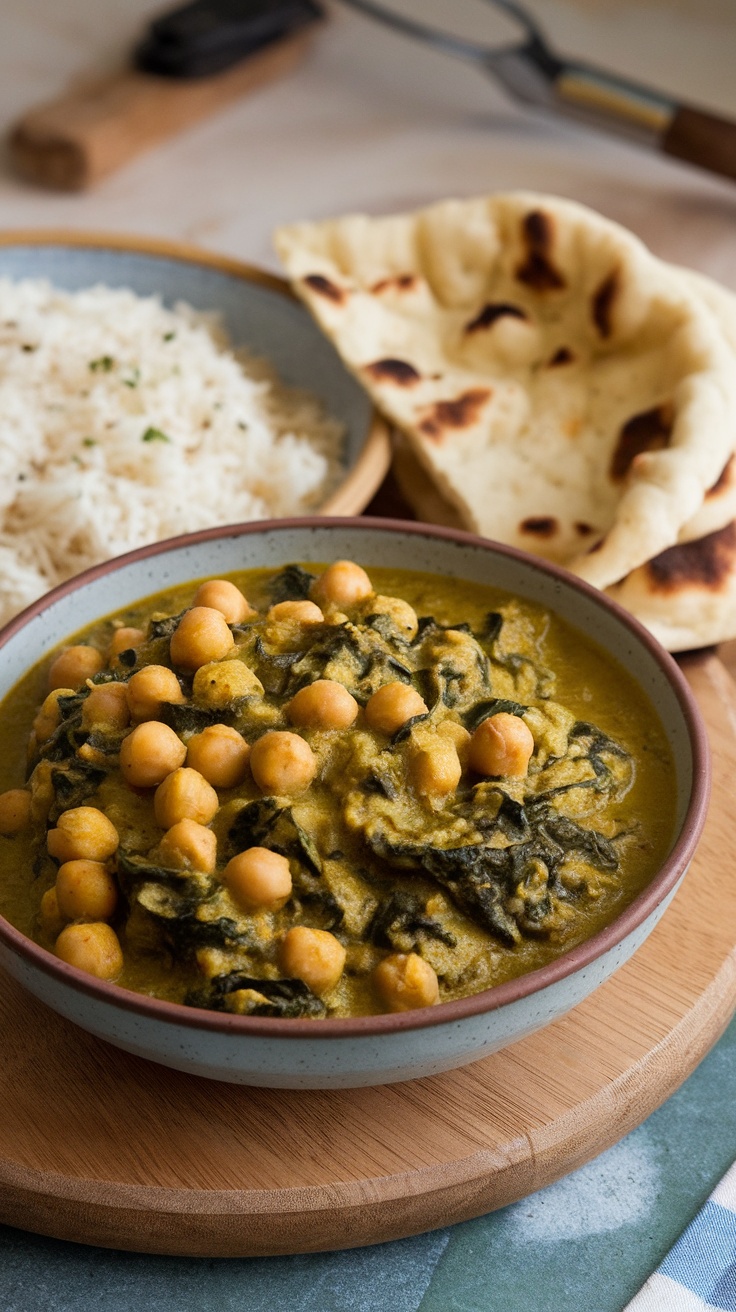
[662,105,736,183]
[8,33,311,191]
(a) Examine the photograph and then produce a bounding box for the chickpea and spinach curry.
[0,560,676,1018]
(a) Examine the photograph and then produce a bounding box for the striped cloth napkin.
[626,1162,736,1310]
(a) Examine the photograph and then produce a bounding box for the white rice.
[0,278,346,625]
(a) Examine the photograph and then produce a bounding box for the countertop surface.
[2,2,736,1308]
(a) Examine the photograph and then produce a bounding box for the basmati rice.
[0,278,345,625]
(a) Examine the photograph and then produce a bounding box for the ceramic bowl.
[0,230,390,514]
[0,519,710,1088]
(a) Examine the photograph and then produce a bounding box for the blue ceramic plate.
[0,231,390,512]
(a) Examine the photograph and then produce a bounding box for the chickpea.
[409,734,462,799]
[155,818,217,873]
[193,579,254,625]
[48,645,104,692]
[119,721,186,789]
[154,767,219,829]
[47,806,119,863]
[0,788,32,835]
[223,847,292,911]
[192,659,262,707]
[311,560,373,608]
[28,760,54,826]
[33,688,75,744]
[437,719,472,769]
[186,724,250,789]
[107,626,144,662]
[373,952,439,1012]
[39,887,65,938]
[169,606,234,671]
[55,859,118,922]
[249,731,317,795]
[267,600,324,625]
[81,682,130,732]
[280,926,346,996]
[364,682,428,737]
[468,712,534,779]
[126,665,184,723]
[55,922,123,981]
[287,680,358,731]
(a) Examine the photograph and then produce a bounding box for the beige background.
[1,0,735,282]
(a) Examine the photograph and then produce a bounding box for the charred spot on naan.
[592,269,620,339]
[645,522,736,593]
[610,403,675,482]
[547,347,576,367]
[520,517,558,538]
[515,211,565,293]
[464,303,528,334]
[418,389,493,442]
[706,455,735,499]
[370,274,417,294]
[364,359,421,386]
[303,274,347,305]
[575,522,596,536]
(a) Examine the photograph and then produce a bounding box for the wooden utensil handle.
[8,33,311,191]
[662,105,736,182]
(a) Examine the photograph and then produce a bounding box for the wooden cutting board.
[0,650,734,1257]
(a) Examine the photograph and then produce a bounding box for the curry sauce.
[0,562,677,1017]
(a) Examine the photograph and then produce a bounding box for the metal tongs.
[340,0,736,183]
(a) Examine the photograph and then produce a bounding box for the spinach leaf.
[464,698,527,733]
[268,564,316,605]
[390,711,431,746]
[48,760,106,821]
[418,845,522,946]
[148,611,186,641]
[366,796,619,946]
[297,889,345,932]
[228,798,322,874]
[254,636,303,669]
[526,805,619,871]
[185,972,326,1018]
[160,701,224,734]
[368,890,455,950]
[495,792,531,842]
[362,612,412,648]
[116,849,214,898]
[39,694,87,762]
[133,879,255,952]
[413,617,473,644]
[360,771,399,800]
[479,612,503,644]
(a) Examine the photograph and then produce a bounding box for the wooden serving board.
[0,651,735,1257]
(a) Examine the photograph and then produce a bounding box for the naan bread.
[275,194,736,590]
[606,521,736,651]
[394,431,736,546]
[675,268,736,543]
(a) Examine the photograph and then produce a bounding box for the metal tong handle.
[340,0,736,183]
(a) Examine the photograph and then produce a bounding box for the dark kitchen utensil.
[339,0,736,183]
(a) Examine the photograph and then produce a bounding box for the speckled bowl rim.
[0,517,711,1039]
[0,228,392,517]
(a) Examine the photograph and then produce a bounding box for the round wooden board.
[0,651,735,1258]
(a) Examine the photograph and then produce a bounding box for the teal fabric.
[3,1013,736,1312]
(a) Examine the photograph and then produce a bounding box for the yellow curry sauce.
[0,561,677,1018]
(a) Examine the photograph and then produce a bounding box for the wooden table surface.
[2,1,736,1308]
